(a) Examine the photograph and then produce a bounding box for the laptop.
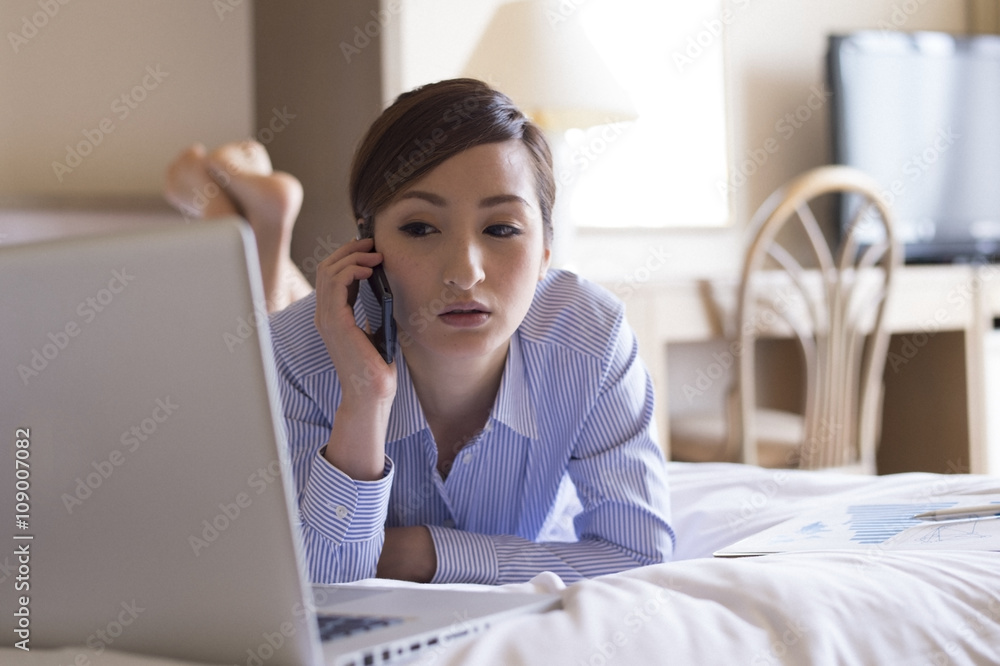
[0,219,559,666]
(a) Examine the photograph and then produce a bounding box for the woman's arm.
[274,347,396,583]
[271,246,401,583]
[427,313,674,585]
[313,236,397,481]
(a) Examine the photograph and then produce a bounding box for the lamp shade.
[462,0,638,131]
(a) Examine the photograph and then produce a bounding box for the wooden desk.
[609,265,1000,475]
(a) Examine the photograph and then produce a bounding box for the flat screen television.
[828,31,1000,263]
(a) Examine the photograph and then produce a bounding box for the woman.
[167,79,673,585]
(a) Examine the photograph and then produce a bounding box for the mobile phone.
[367,261,397,364]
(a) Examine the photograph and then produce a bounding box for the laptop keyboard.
[316,613,405,641]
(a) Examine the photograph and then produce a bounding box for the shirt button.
[334,505,349,520]
[443,519,455,528]
[462,452,474,465]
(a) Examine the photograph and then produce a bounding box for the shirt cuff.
[299,449,393,544]
[426,525,498,585]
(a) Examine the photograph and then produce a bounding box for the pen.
[913,504,1000,521]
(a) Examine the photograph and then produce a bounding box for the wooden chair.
[671,165,902,472]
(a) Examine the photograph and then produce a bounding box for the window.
[565,0,730,229]
[392,0,732,231]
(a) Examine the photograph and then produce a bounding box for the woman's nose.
[443,238,486,291]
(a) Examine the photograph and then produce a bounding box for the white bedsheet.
[435,463,1000,665]
[5,462,999,665]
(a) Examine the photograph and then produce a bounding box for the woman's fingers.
[313,237,396,400]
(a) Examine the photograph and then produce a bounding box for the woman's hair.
[350,78,555,246]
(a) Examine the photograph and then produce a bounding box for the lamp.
[462,0,637,267]
[461,0,638,132]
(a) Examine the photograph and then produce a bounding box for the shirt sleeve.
[271,324,394,584]
[428,312,674,585]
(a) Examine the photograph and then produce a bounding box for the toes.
[207,139,273,177]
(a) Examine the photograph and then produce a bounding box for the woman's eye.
[485,223,522,238]
[399,221,436,237]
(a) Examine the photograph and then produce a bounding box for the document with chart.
[715,496,1000,557]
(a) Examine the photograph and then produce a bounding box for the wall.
[723,0,968,251]
[0,0,974,277]
[388,0,970,281]
[0,0,254,197]
[253,0,385,280]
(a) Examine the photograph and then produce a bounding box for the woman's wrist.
[324,398,393,481]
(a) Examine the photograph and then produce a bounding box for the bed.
[5,461,999,665]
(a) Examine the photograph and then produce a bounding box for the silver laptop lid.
[1,219,322,665]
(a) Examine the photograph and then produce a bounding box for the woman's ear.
[538,246,552,281]
[356,217,366,240]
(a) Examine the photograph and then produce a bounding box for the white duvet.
[436,463,1000,665]
[6,463,999,665]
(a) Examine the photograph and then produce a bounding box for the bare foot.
[204,143,314,312]
[164,143,241,220]
[206,140,273,177]
[164,140,313,312]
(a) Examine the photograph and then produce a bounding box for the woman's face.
[373,140,551,367]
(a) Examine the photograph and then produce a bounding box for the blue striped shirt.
[269,269,674,585]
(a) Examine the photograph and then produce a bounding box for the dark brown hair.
[350,78,555,246]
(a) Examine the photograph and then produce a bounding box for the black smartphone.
[367,260,397,365]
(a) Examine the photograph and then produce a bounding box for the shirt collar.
[384,332,540,443]
[491,332,540,440]
[385,352,428,442]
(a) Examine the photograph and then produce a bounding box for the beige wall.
[253,0,385,277]
[389,0,970,279]
[0,0,254,197]
[0,0,975,276]
[724,0,968,237]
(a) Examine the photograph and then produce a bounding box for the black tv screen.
[828,31,1000,263]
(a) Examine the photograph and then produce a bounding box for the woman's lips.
[438,303,490,328]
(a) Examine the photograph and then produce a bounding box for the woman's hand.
[314,236,397,480]
[376,526,437,582]
[314,236,396,397]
